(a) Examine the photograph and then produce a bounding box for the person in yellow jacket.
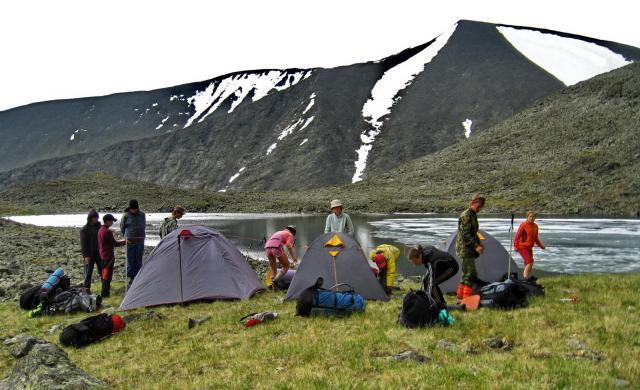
[369,244,399,294]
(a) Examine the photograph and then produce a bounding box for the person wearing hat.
[120,199,146,284]
[79,209,102,292]
[264,225,299,288]
[159,205,186,239]
[98,214,126,297]
[455,193,486,299]
[324,199,354,236]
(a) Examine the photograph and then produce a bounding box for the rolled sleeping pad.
[273,269,297,289]
[42,268,64,291]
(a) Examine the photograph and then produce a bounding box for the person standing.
[514,211,546,280]
[455,193,485,299]
[98,214,125,297]
[408,245,459,306]
[369,244,399,294]
[80,209,102,292]
[159,205,186,238]
[120,199,146,285]
[264,225,299,287]
[324,199,354,236]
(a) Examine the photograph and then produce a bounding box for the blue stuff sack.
[296,278,366,317]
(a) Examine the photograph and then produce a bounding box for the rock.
[613,379,630,387]
[387,350,430,364]
[437,339,475,354]
[567,338,587,350]
[1,335,106,389]
[0,287,5,297]
[484,336,513,351]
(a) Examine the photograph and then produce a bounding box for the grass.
[1,274,639,389]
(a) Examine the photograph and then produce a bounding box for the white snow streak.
[497,26,632,86]
[300,138,308,146]
[152,102,158,107]
[184,70,312,128]
[228,167,246,183]
[155,116,170,130]
[277,119,303,141]
[69,129,87,141]
[462,119,472,138]
[303,92,316,114]
[352,23,457,183]
[299,116,314,131]
[266,143,277,156]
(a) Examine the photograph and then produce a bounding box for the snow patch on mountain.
[300,138,308,146]
[184,70,311,128]
[69,129,87,141]
[303,93,316,114]
[300,116,314,131]
[155,116,170,130]
[352,23,458,183]
[277,119,303,141]
[266,143,277,156]
[497,26,632,86]
[228,167,246,183]
[462,119,473,138]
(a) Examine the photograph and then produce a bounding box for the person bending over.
[369,244,399,295]
[408,245,459,306]
[264,225,299,287]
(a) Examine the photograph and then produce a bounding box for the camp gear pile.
[479,279,529,309]
[296,278,366,317]
[241,312,278,327]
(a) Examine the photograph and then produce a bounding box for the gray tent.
[440,229,518,293]
[284,232,389,301]
[120,225,263,310]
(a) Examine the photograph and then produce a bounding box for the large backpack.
[46,287,101,315]
[479,279,529,309]
[399,264,444,328]
[19,285,42,310]
[60,314,125,347]
[296,278,366,317]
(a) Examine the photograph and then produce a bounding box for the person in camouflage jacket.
[159,205,186,239]
[456,193,486,299]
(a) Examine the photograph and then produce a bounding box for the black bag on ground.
[399,263,444,328]
[60,314,116,347]
[479,279,528,309]
[19,285,41,310]
[46,287,101,315]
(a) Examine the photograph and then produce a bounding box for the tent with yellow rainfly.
[284,232,389,301]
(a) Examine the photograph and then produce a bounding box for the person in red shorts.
[514,211,546,280]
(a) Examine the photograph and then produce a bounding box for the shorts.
[517,247,534,266]
[265,247,284,258]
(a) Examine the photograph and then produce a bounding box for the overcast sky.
[1,0,638,111]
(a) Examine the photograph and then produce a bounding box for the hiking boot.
[462,285,473,299]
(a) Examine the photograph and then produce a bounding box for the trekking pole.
[508,213,515,278]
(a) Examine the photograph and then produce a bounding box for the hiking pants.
[460,255,478,287]
[83,255,102,291]
[126,241,144,280]
[377,267,390,294]
[425,256,459,305]
[100,258,114,297]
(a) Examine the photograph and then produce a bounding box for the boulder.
[1,335,106,389]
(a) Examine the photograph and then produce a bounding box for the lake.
[6,213,640,276]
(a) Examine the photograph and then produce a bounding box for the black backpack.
[398,264,443,328]
[19,285,41,310]
[479,279,529,309]
[59,314,115,347]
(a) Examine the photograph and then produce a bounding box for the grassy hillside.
[1,275,639,389]
[1,63,639,216]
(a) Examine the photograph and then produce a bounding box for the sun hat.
[330,199,343,209]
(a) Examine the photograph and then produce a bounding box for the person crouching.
[408,245,459,306]
[369,244,399,295]
[264,225,299,288]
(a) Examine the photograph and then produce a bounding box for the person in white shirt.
[324,199,354,236]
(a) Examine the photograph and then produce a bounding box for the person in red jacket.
[514,211,546,279]
[98,214,126,297]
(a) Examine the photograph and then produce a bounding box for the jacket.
[120,208,146,243]
[369,244,398,288]
[80,222,101,259]
[264,230,294,251]
[159,217,179,239]
[514,221,543,250]
[456,208,481,259]
[98,226,125,260]
[324,213,354,236]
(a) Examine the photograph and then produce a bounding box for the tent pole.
[508,214,515,278]
[178,237,184,304]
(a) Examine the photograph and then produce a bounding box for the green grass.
[1,275,639,389]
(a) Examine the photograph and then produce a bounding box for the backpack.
[479,279,529,309]
[46,287,101,315]
[60,314,125,347]
[19,285,42,310]
[273,270,296,291]
[399,264,444,328]
[296,278,366,317]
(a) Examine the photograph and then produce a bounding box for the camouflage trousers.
[460,255,478,286]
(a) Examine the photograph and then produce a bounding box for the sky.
[1,0,638,112]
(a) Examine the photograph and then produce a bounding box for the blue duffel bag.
[296,278,366,317]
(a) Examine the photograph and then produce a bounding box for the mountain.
[2,61,638,216]
[1,20,638,191]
